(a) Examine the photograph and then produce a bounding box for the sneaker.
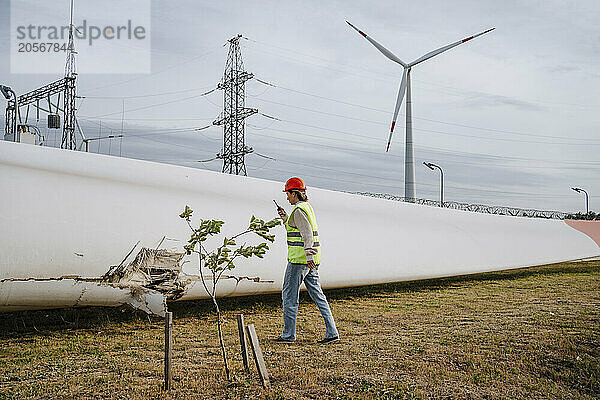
[274,336,295,343]
[317,336,340,344]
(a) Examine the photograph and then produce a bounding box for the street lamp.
[81,134,123,153]
[0,86,11,99]
[0,85,18,142]
[423,161,444,207]
[571,187,589,215]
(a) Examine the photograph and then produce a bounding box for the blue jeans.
[281,262,339,341]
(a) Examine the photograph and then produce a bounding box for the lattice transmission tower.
[3,0,78,148]
[62,0,77,150]
[213,35,257,175]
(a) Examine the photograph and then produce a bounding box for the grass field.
[1,260,599,399]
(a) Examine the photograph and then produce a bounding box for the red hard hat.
[283,177,306,192]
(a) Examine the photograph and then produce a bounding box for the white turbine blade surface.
[346,21,407,67]
[408,28,494,67]
[386,68,408,152]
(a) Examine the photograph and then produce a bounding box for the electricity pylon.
[3,0,78,148]
[213,34,257,176]
[62,0,77,150]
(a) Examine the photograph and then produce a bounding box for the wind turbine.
[346,21,494,201]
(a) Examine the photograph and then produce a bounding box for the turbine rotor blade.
[346,21,407,67]
[386,68,408,152]
[408,27,495,67]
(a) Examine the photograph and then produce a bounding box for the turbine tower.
[347,22,494,201]
[213,35,257,176]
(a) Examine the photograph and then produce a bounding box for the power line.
[81,85,215,99]
[77,113,598,170]
[75,117,215,122]
[70,121,593,201]
[249,118,600,166]
[71,120,584,200]
[77,118,199,137]
[254,78,600,143]
[246,124,600,172]
[249,95,600,146]
[81,47,221,93]
[239,159,577,199]
[254,152,277,161]
[247,39,600,110]
[243,146,584,198]
[79,89,217,119]
[125,133,217,152]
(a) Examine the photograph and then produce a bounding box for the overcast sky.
[1,0,599,213]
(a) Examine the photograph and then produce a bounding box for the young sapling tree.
[179,205,280,381]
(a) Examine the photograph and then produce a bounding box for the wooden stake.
[237,314,250,373]
[245,324,270,388]
[164,311,173,390]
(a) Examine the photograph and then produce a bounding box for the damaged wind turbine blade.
[346,21,407,67]
[1,141,599,316]
[409,28,495,67]
[387,68,408,152]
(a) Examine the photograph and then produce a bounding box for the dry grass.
[1,260,599,399]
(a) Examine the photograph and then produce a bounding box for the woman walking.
[275,177,339,344]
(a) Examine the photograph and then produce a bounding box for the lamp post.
[81,134,123,153]
[571,187,589,215]
[424,162,444,207]
[1,85,18,142]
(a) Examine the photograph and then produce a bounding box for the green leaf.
[266,218,281,228]
[183,243,194,255]
[179,205,194,221]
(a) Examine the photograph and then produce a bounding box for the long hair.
[293,190,308,202]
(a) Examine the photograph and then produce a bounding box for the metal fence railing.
[352,192,570,220]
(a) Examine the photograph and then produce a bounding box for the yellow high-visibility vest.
[286,201,321,265]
